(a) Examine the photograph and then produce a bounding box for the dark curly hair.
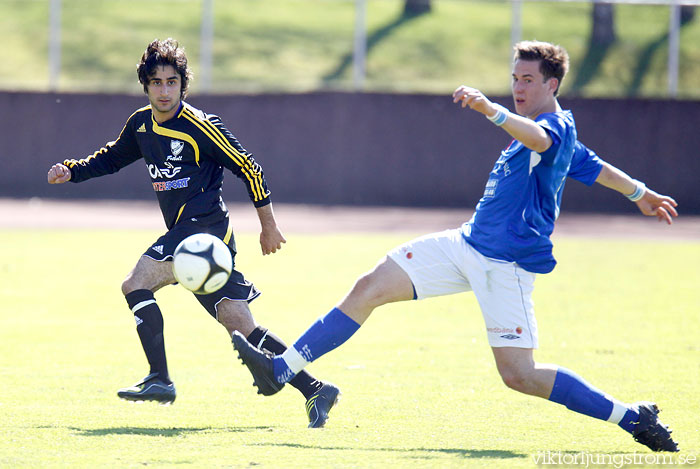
[513,41,569,96]
[137,38,192,99]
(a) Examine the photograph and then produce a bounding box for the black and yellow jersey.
[63,102,271,229]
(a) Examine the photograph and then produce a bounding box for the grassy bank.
[1,0,699,98]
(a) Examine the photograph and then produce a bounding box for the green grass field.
[0,229,698,467]
[2,0,700,98]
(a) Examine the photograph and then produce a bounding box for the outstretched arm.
[256,203,286,255]
[452,85,552,153]
[595,162,678,225]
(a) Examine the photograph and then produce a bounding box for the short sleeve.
[568,141,604,186]
[536,113,569,166]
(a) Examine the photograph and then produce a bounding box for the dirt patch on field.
[1,198,698,240]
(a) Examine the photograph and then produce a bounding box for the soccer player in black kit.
[47,38,339,428]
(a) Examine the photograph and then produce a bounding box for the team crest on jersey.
[171,139,184,157]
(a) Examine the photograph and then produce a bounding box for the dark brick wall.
[3,91,697,214]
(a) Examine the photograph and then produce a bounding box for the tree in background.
[592,2,616,46]
[404,0,431,16]
[592,2,696,45]
[681,5,696,24]
[569,2,617,94]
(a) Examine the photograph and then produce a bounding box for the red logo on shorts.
[406,252,413,259]
[516,327,523,334]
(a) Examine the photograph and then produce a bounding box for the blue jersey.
[462,111,602,274]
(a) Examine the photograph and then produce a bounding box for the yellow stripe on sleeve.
[65,106,152,168]
[182,120,261,200]
[182,109,267,201]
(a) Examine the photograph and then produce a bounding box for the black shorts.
[143,217,260,318]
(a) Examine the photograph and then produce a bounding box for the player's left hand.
[260,225,286,255]
[635,188,678,225]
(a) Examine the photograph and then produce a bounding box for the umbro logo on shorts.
[500,334,521,340]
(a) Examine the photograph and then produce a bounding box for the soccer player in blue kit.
[232,41,680,451]
[47,38,339,428]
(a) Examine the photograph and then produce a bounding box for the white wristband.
[625,179,646,202]
[486,104,509,126]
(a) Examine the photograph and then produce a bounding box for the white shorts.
[387,228,538,348]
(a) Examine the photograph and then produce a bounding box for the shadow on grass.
[251,442,526,460]
[626,34,668,96]
[64,425,274,437]
[569,41,614,95]
[626,12,696,96]
[572,14,695,97]
[323,9,426,83]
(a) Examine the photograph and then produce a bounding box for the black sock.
[125,289,171,385]
[247,326,323,399]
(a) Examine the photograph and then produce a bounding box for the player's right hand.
[452,85,492,115]
[47,163,71,184]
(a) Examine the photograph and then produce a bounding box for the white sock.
[280,346,310,374]
[607,400,629,424]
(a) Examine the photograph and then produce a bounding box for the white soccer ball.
[172,233,233,295]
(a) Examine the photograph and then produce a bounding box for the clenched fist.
[47,163,71,184]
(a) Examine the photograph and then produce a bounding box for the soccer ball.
[172,233,233,295]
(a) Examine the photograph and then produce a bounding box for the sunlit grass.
[0,229,697,467]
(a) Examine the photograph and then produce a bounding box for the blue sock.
[618,408,640,434]
[273,307,360,383]
[548,367,633,432]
